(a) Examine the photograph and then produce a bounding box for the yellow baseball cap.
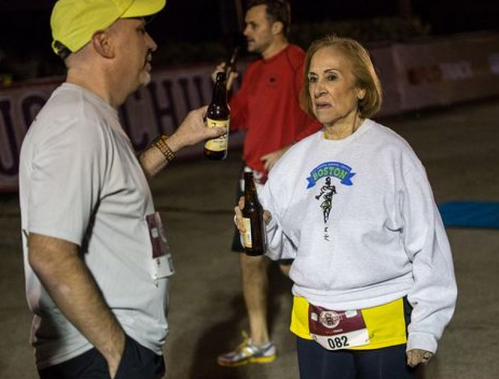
[51,0,166,57]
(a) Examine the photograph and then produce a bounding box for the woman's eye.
[327,75,338,81]
[308,76,317,83]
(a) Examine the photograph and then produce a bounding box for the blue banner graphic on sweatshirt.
[306,162,355,188]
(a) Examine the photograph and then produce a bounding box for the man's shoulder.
[30,86,79,130]
[287,44,306,58]
[286,44,306,62]
[41,84,95,118]
[282,44,306,72]
[29,84,110,144]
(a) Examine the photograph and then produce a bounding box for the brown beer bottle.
[225,46,239,86]
[204,72,230,160]
[242,172,266,256]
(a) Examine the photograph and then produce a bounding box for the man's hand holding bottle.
[211,47,240,91]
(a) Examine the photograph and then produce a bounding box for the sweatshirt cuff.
[265,214,278,233]
[263,215,281,261]
[407,332,438,354]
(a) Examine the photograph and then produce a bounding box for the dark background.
[0,0,498,80]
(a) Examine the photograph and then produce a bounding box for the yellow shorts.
[290,296,409,350]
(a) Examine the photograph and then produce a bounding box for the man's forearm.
[28,234,125,363]
[139,144,169,177]
[139,133,184,178]
[138,106,226,177]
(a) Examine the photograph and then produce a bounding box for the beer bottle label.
[205,118,229,152]
[242,217,252,248]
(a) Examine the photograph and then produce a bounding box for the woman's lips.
[315,102,331,109]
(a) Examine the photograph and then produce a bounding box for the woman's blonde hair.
[300,35,382,119]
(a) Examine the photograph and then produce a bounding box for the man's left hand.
[261,146,290,172]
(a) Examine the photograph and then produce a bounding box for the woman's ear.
[357,88,366,100]
[92,31,114,59]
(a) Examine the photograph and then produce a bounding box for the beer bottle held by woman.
[204,72,230,160]
[242,172,266,256]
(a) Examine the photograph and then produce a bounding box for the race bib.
[146,212,175,282]
[308,304,370,350]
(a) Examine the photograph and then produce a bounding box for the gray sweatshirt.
[260,119,457,353]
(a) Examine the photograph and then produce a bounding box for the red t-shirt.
[230,44,321,174]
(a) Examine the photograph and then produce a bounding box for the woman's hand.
[406,349,434,367]
[234,197,272,233]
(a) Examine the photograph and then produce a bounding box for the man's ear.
[92,31,114,59]
[271,21,284,36]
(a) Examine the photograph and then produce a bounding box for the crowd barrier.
[1,32,499,192]
[373,32,499,116]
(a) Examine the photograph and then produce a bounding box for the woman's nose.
[313,82,326,97]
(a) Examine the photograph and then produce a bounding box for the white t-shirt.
[19,83,170,369]
[260,119,457,353]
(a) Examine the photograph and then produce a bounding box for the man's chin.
[143,72,152,86]
[246,42,256,53]
[132,73,151,94]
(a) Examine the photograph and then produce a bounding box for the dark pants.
[39,335,165,379]
[297,338,417,379]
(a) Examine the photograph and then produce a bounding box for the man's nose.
[146,32,157,52]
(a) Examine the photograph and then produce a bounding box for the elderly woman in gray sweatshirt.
[235,35,457,379]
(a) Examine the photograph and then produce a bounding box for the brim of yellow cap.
[122,0,167,19]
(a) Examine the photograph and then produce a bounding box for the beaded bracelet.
[153,134,176,163]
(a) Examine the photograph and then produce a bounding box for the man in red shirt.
[213,0,321,367]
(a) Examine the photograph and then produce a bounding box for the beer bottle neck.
[226,47,239,72]
[212,82,227,104]
[244,173,257,202]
